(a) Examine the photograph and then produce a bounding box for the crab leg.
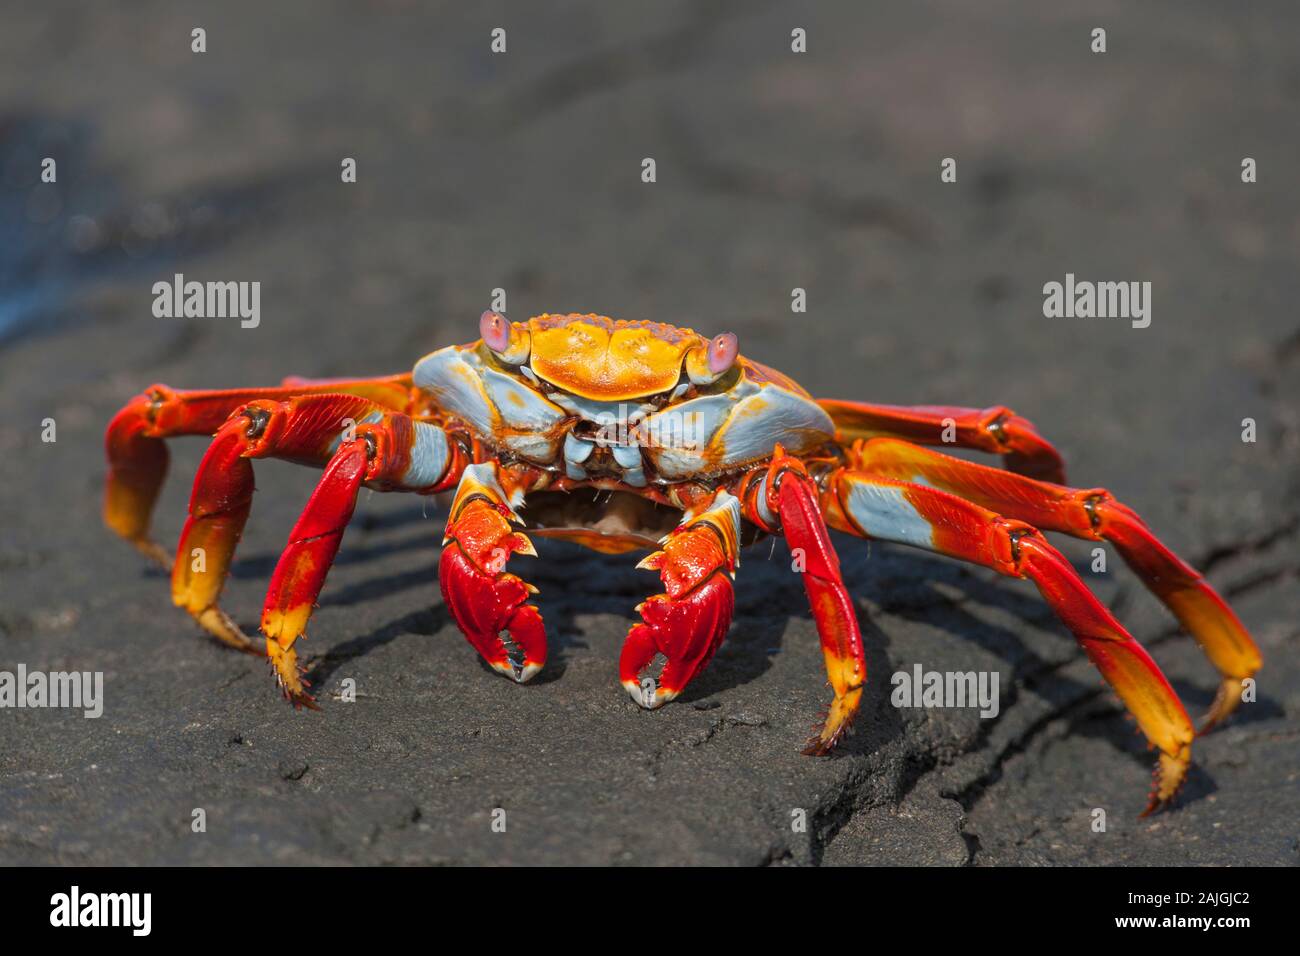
[822,468,1195,814]
[172,394,391,653]
[171,422,256,652]
[620,489,741,709]
[104,375,414,564]
[849,438,1261,732]
[439,463,547,683]
[258,414,463,704]
[818,399,1066,483]
[260,440,367,703]
[740,449,866,753]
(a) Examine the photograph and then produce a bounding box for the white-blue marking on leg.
[402,421,451,489]
[843,481,935,549]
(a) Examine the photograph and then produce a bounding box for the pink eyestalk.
[686,331,739,385]
[479,310,531,364]
[708,332,738,374]
[480,310,509,351]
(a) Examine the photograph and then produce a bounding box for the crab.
[104,312,1261,813]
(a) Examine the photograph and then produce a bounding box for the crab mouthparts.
[520,489,683,548]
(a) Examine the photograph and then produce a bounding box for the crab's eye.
[480,310,511,352]
[478,310,532,365]
[707,332,738,374]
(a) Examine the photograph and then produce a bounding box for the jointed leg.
[620,489,741,709]
[171,417,257,652]
[258,413,464,703]
[741,449,866,753]
[260,441,368,704]
[172,394,394,652]
[823,468,1195,813]
[817,399,1066,483]
[850,438,1261,731]
[104,375,415,563]
[439,463,547,683]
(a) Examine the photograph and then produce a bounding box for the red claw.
[620,573,734,708]
[620,492,739,708]
[439,544,546,682]
[439,466,546,682]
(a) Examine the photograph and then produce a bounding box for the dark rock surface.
[0,1,1296,865]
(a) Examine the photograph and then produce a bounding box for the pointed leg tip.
[1197,677,1246,735]
[136,539,172,569]
[1140,793,1174,817]
[194,607,263,655]
[283,684,321,710]
[802,688,861,756]
[265,638,318,708]
[1142,747,1191,816]
[280,681,319,709]
[801,725,849,756]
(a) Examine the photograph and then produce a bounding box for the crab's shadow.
[229,501,1264,801]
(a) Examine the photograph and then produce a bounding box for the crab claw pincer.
[620,493,739,709]
[439,467,546,683]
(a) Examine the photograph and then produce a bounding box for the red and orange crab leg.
[848,438,1261,732]
[170,393,395,652]
[739,449,867,753]
[104,375,415,564]
[818,399,1066,483]
[439,463,547,683]
[256,412,464,703]
[620,489,741,709]
[820,468,1195,813]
